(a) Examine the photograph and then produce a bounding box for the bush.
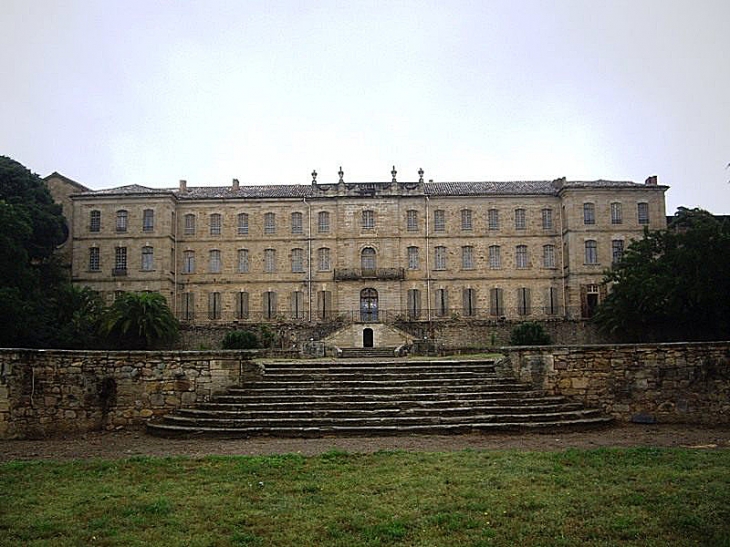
[509,322,552,346]
[222,330,259,349]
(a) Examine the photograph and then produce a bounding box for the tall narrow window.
[141,246,154,271]
[516,245,528,269]
[237,249,249,273]
[291,212,303,234]
[142,209,154,232]
[184,214,196,235]
[517,287,531,316]
[182,292,195,320]
[238,213,249,235]
[362,210,375,229]
[264,249,276,272]
[235,291,249,319]
[434,210,446,232]
[291,291,305,319]
[209,250,221,273]
[612,239,624,264]
[461,209,473,231]
[585,240,598,264]
[461,246,474,270]
[263,291,277,319]
[116,210,128,232]
[361,247,376,271]
[434,246,447,270]
[264,212,275,234]
[638,202,649,224]
[88,247,100,271]
[489,288,504,316]
[435,288,448,317]
[462,288,476,317]
[406,210,418,232]
[317,290,332,320]
[318,211,330,233]
[610,202,623,224]
[541,208,553,230]
[407,246,419,270]
[114,246,127,274]
[488,245,501,269]
[318,247,331,271]
[89,210,101,232]
[183,250,195,274]
[583,203,595,225]
[514,208,526,230]
[210,213,222,235]
[488,209,500,230]
[546,287,559,315]
[291,248,304,272]
[407,288,421,319]
[543,244,556,268]
[208,292,221,320]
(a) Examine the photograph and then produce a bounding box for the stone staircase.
[338,347,398,359]
[146,359,613,438]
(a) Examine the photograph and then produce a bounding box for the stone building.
[45,168,668,344]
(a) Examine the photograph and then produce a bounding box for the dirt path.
[2,424,729,463]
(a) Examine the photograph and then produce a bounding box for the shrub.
[222,330,259,349]
[509,322,552,346]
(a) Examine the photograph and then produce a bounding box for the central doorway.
[360,288,378,322]
[363,328,374,347]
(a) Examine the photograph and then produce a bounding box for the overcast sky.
[2,0,729,214]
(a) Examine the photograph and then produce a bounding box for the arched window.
[361,247,376,272]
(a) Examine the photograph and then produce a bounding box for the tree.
[49,285,105,349]
[100,292,180,349]
[595,208,730,342]
[509,322,552,346]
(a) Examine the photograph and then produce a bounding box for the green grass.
[1,448,729,546]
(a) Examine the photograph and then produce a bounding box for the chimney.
[179,179,187,194]
[645,175,658,186]
[232,178,239,191]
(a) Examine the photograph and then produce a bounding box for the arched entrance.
[360,288,378,322]
[363,328,374,347]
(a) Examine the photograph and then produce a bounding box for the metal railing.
[333,268,405,281]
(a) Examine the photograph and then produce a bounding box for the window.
[141,246,154,271]
[291,248,304,272]
[517,287,531,316]
[488,209,500,230]
[235,291,249,319]
[210,213,222,235]
[237,249,249,273]
[461,246,474,270]
[514,208,526,230]
[318,247,331,271]
[361,247,376,271]
[182,292,195,320]
[434,210,445,232]
[264,249,276,272]
[543,245,556,268]
[407,210,418,232]
[89,210,101,232]
[263,291,277,319]
[291,212,303,234]
[583,203,595,225]
[114,246,127,274]
[407,289,421,319]
[461,209,473,231]
[638,202,649,224]
[116,210,128,232]
[435,288,448,317]
[488,245,501,269]
[317,290,332,320]
[318,211,330,233]
[264,212,275,234]
[183,250,195,274]
[434,246,447,270]
[208,292,221,320]
[184,214,196,235]
[585,240,598,264]
[362,210,375,229]
[142,209,154,232]
[407,246,419,270]
[88,247,100,271]
[545,287,559,315]
[209,250,221,273]
[542,208,553,230]
[516,245,528,269]
[489,288,504,316]
[462,288,476,317]
[238,213,249,235]
[292,291,305,319]
[612,239,624,264]
[611,202,622,224]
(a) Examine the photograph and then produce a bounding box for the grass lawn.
[1,447,728,546]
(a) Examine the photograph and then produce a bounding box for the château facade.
[46,168,668,327]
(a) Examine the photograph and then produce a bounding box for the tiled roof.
[424,180,556,196]
[179,185,312,199]
[88,184,171,195]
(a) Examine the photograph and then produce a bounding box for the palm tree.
[101,292,179,349]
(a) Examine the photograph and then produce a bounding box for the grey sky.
[2,0,729,214]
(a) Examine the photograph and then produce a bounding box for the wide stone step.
[263,360,496,372]
[238,378,523,390]
[258,370,501,381]
[339,348,398,358]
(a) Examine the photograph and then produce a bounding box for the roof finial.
[338,166,344,183]
[311,169,317,184]
[391,165,397,183]
[418,168,424,183]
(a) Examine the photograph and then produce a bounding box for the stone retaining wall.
[0,349,262,439]
[502,341,730,424]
